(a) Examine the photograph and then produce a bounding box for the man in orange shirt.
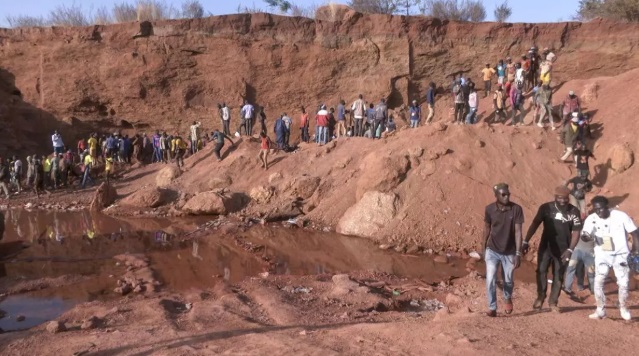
[481,63,496,98]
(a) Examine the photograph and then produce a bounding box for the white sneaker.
[537,122,543,128]
[589,309,606,320]
[620,308,632,321]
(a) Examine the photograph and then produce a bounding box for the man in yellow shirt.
[482,63,496,98]
[87,133,98,160]
[82,154,94,189]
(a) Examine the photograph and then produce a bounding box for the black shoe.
[533,298,544,310]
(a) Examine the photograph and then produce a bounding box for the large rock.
[290,175,321,199]
[198,175,232,191]
[156,166,181,187]
[250,185,275,204]
[336,191,399,238]
[356,153,410,201]
[120,187,173,208]
[609,144,634,173]
[46,321,66,334]
[90,183,117,211]
[181,191,228,215]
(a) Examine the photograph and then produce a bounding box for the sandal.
[504,299,513,314]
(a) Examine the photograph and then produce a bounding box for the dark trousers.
[284,130,290,147]
[213,142,224,160]
[454,103,465,123]
[175,149,185,168]
[301,127,309,143]
[223,120,230,135]
[246,119,253,136]
[354,119,363,137]
[237,119,246,136]
[536,248,567,306]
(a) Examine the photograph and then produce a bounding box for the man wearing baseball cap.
[522,186,582,312]
[482,183,524,317]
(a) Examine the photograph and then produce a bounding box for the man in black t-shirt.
[523,186,582,312]
[482,183,524,317]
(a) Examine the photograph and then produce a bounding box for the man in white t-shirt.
[581,196,639,321]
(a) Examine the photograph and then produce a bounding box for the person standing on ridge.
[240,100,255,136]
[315,105,329,145]
[466,86,479,124]
[373,98,387,139]
[426,82,436,123]
[453,79,465,124]
[581,196,639,321]
[409,99,421,128]
[52,130,65,155]
[496,59,506,86]
[351,94,366,137]
[300,107,310,143]
[336,100,346,138]
[481,63,496,98]
[282,113,292,147]
[274,114,287,150]
[221,103,231,135]
[189,121,201,155]
[482,183,524,317]
[510,83,525,126]
[523,186,582,312]
[258,131,273,170]
[492,85,506,123]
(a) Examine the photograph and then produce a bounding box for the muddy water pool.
[0,209,472,331]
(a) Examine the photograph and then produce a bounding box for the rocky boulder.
[250,185,275,204]
[198,175,233,191]
[181,191,228,215]
[356,153,410,201]
[90,183,117,211]
[337,191,399,238]
[120,187,173,208]
[608,144,634,173]
[156,166,181,187]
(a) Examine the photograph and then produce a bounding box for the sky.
[1,0,581,26]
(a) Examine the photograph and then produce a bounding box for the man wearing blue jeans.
[409,100,421,128]
[483,183,524,317]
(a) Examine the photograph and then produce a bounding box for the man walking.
[210,129,234,161]
[523,186,582,312]
[560,114,583,162]
[482,183,524,317]
[581,196,639,320]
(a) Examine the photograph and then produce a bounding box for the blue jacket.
[427,88,435,105]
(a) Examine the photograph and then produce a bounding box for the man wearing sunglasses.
[581,196,639,321]
[482,183,524,317]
